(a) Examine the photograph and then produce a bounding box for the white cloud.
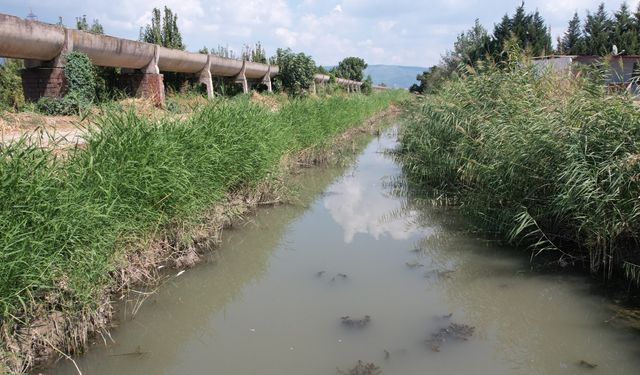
[6,0,638,68]
[377,20,396,32]
[275,27,298,47]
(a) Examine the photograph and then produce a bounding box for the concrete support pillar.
[235,60,249,94]
[120,45,165,106]
[197,55,214,98]
[311,81,317,95]
[21,29,73,101]
[261,65,273,93]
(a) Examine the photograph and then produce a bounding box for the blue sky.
[2,0,636,67]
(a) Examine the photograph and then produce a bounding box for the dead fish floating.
[341,315,371,328]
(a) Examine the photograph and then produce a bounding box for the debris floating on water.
[424,269,455,280]
[406,261,424,268]
[426,322,475,352]
[341,315,371,329]
[578,360,598,369]
[331,273,349,283]
[337,360,382,375]
[175,270,186,277]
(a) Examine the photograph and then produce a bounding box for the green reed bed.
[0,92,402,332]
[398,59,640,284]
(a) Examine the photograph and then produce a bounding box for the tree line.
[411,1,639,94]
[559,2,640,55]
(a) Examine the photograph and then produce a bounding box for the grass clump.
[398,53,640,283]
[0,90,403,372]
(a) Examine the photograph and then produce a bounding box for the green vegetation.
[333,57,368,81]
[0,91,403,371]
[272,48,317,96]
[140,6,185,50]
[0,59,24,111]
[398,48,640,283]
[36,51,96,115]
[411,1,639,94]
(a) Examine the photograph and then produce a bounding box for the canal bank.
[48,127,640,375]
[0,92,404,373]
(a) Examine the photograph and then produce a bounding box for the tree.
[528,11,552,56]
[410,66,448,94]
[491,14,512,58]
[316,66,329,75]
[489,4,552,58]
[361,75,373,95]
[613,3,638,54]
[584,3,613,55]
[242,42,267,63]
[76,15,104,34]
[443,19,490,69]
[141,7,184,50]
[561,12,586,55]
[212,45,238,60]
[272,48,316,96]
[333,57,368,81]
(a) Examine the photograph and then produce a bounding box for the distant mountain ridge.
[322,64,428,89]
[364,64,427,89]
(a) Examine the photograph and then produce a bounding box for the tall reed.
[398,57,640,283]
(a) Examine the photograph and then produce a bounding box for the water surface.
[50,127,640,374]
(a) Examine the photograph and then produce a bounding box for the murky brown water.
[49,127,640,375]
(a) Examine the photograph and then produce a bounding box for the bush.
[273,48,316,96]
[64,51,96,105]
[0,59,25,111]
[361,75,373,95]
[36,52,96,115]
[36,92,86,116]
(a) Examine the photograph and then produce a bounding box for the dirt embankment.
[0,105,400,374]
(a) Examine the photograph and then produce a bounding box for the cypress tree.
[528,11,552,56]
[561,12,586,55]
[511,3,530,47]
[492,14,512,57]
[584,3,613,55]
[613,3,638,54]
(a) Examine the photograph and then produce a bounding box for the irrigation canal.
[48,126,640,374]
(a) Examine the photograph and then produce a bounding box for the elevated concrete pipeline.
[0,13,388,104]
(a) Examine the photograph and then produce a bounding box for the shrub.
[64,51,96,105]
[273,48,316,96]
[0,59,25,111]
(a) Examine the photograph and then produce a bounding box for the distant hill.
[364,65,428,89]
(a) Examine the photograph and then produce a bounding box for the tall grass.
[0,92,402,327]
[398,55,640,283]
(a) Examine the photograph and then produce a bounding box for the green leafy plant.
[272,48,316,96]
[0,59,25,111]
